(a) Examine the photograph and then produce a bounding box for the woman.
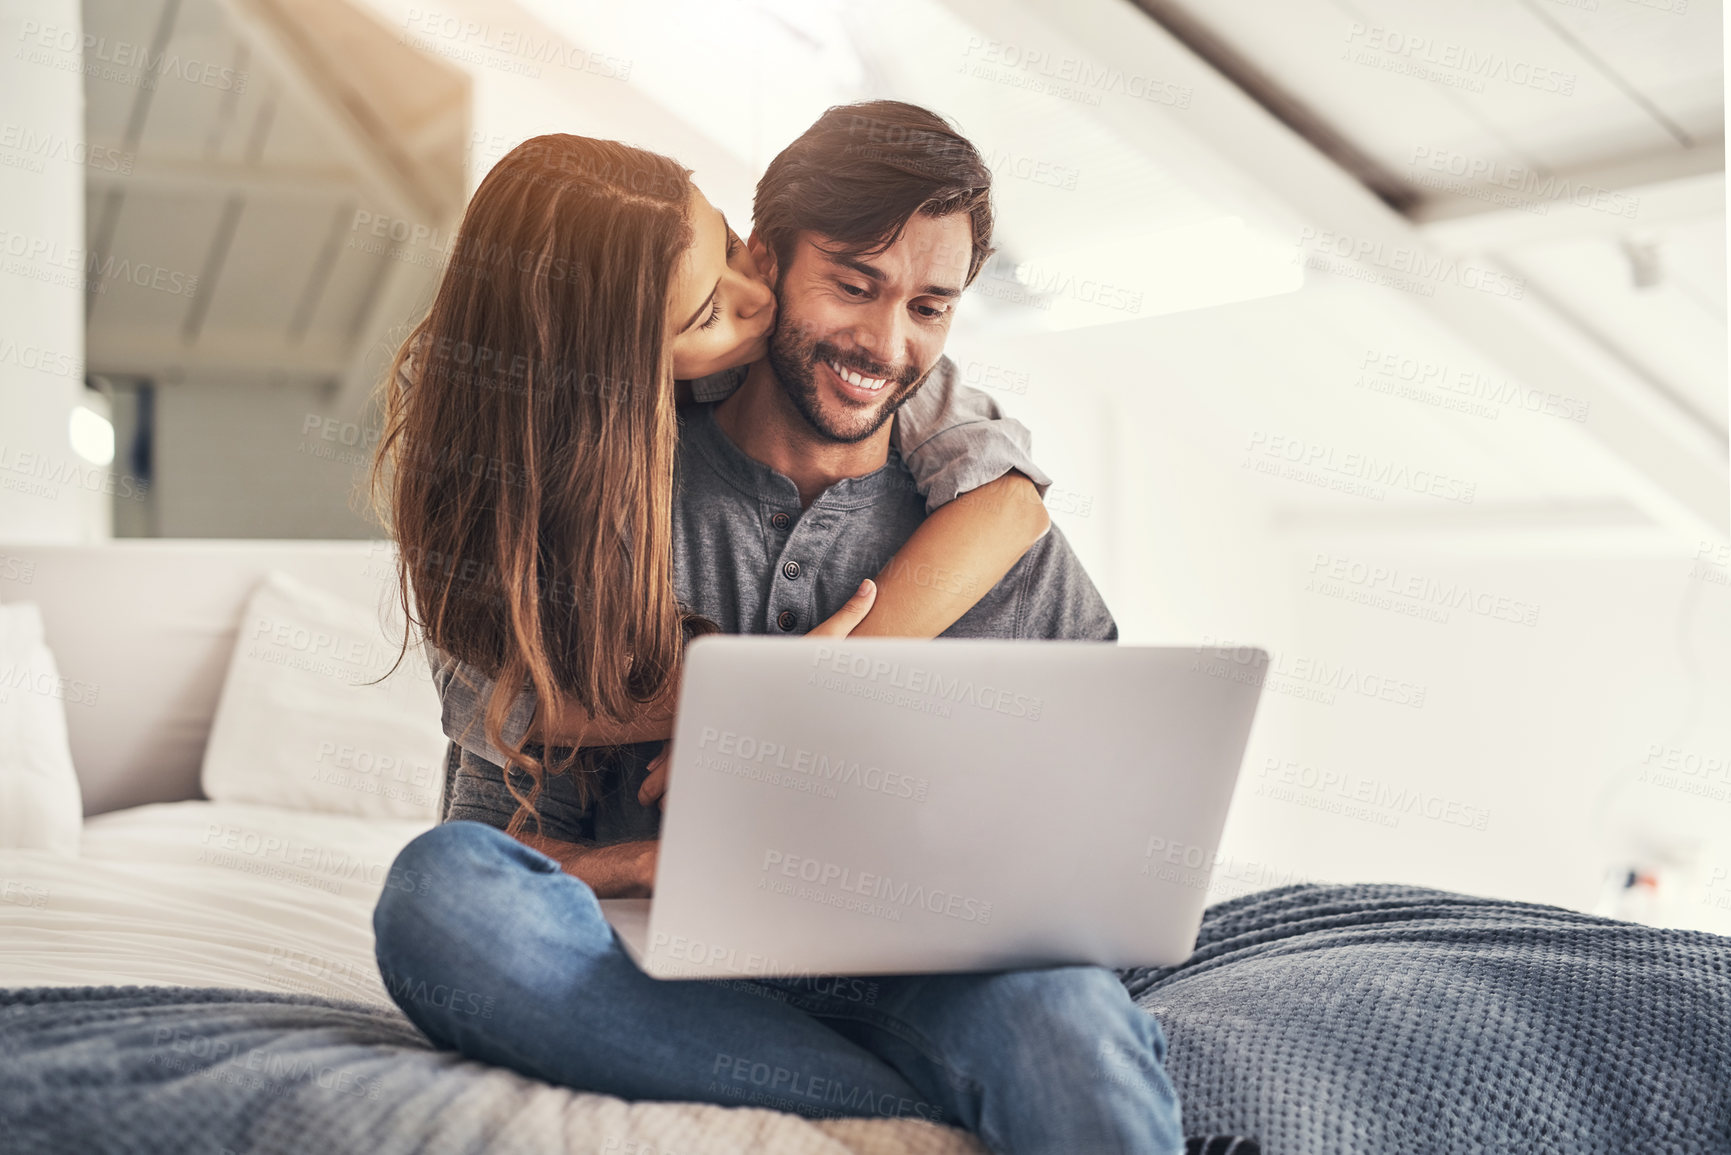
[378,133,1051,865]
[370,127,1184,1155]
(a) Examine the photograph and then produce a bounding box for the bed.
[0,798,989,1154]
[2,543,1728,1155]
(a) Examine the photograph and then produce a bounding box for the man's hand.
[637,581,878,815]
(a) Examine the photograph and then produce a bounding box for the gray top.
[437,372,1114,847]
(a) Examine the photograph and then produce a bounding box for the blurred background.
[2,0,1727,929]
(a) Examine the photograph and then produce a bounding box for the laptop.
[600,637,1267,979]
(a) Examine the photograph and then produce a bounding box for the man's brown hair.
[753,100,995,286]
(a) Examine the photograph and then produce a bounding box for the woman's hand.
[636,580,879,813]
[807,578,878,637]
[639,745,672,811]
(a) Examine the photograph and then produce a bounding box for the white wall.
[1270,548,1731,927]
[958,297,1731,935]
[152,379,380,539]
[0,0,106,542]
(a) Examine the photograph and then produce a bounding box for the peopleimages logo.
[1357,347,1589,424]
[761,850,994,924]
[1193,636,1427,709]
[1306,551,1541,628]
[0,338,82,381]
[198,824,390,891]
[696,727,929,802]
[1294,226,1525,301]
[1257,757,1491,832]
[1407,146,1638,219]
[1341,22,1576,97]
[17,20,249,93]
[247,615,403,678]
[0,123,134,174]
[1243,430,1477,505]
[707,1053,946,1123]
[810,646,1043,721]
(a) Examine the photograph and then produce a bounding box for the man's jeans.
[373,822,1184,1155]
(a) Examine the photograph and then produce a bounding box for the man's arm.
[444,738,650,889]
[529,688,676,747]
[857,354,1054,637]
[893,355,1052,510]
[932,518,1117,642]
[1013,520,1118,641]
[517,831,658,898]
[853,471,1049,637]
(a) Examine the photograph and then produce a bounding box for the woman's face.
[667,187,777,381]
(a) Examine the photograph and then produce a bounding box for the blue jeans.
[373,822,1184,1155]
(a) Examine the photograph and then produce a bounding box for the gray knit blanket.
[2,884,1727,1154]
[1119,884,1731,1153]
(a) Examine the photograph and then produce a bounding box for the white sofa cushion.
[0,601,84,853]
[200,570,445,821]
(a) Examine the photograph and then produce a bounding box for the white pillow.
[0,602,83,853]
[201,571,445,821]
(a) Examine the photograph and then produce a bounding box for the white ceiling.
[81,0,1727,547]
[1154,0,1720,177]
[82,0,466,394]
[1136,0,1728,453]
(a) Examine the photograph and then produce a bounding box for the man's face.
[751,213,972,444]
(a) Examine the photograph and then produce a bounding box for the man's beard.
[766,318,930,445]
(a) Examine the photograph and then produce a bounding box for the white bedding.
[0,799,988,1154]
[0,799,430,1004]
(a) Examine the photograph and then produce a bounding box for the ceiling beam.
[939,0,1728,547]
[87,328,350,378]
[1127,0,1418,213]
[85,151,358,200]
[1413,145,1726,251]
[210,0,437,222]
[199,0,464,415]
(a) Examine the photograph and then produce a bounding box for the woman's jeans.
[373,822,1184,1155]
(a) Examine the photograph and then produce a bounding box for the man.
[377,102,1184,1155]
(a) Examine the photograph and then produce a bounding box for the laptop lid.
[641,638,1266,979]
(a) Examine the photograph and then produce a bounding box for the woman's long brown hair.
[371,134,698,835]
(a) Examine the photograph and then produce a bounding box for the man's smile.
[823,358,891,398]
